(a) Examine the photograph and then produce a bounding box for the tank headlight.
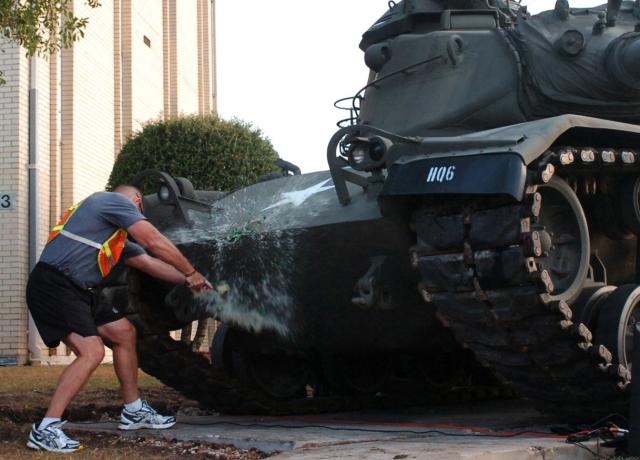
[344,136,393,171]
[158,184,171,202]
[370,142,385,162]
[349,144,368,166]
[369,137,389,162]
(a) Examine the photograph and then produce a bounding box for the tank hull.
[139,171,448,353]
[119,170,479,413]
[173,221,438,352]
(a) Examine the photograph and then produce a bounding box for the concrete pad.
[67,400,615,459]
[272,437,610,460]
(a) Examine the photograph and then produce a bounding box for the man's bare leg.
[98,317,176,431]
[45,334,105,418]
[98,318,139,404]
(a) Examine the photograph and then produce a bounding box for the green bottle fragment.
[215,281,230,296]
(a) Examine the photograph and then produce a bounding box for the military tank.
[101,0,640,419]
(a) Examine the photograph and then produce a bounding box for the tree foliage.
[107,115,280,192]
[0,0,100,84]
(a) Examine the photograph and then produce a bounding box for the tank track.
[123,286,507,414]
[132,327,512,415]
[410,151,633,420]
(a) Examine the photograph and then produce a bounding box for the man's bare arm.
[127,220,212,291]
[125,254,186,285]
[127,221,193,273]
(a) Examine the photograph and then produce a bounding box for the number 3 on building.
[1,194,11,209]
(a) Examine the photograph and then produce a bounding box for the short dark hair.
[113,184,142,197]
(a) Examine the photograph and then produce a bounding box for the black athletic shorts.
[26,262,124,348]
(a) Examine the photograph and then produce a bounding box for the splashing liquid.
[165,199,303,338]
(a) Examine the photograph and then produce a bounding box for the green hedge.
[107,115,279,191]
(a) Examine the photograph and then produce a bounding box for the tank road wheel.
[570,285,616,331]
[322,353,392,395]
[418,349,469,390]
[596,285,640,369]
[243,353,312,400]
[212,324,311,400]
[536,177,591,303]
[211,322,232,372]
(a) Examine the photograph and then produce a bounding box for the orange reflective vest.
[47,202,128,278]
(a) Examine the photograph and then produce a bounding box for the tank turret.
[353,0,640,138]
[607,30,640,85]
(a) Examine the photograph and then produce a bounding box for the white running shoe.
[118,399,176,430]
[27,420,83,453]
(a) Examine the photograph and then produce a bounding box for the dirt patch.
[0,385,197,424]
[0,365,269,459]
[0,420,267,459]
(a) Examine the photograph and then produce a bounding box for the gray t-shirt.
[40,192,147,289]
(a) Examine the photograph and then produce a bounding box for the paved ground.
[68,400,615,459]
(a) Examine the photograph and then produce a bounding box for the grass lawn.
[0,363,160,394]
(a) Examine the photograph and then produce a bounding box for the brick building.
[0,0,217,365]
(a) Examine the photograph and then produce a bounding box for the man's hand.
[126,256,213,294]
[185,271,213,293]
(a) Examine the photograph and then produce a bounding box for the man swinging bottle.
[26,185,214,453]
